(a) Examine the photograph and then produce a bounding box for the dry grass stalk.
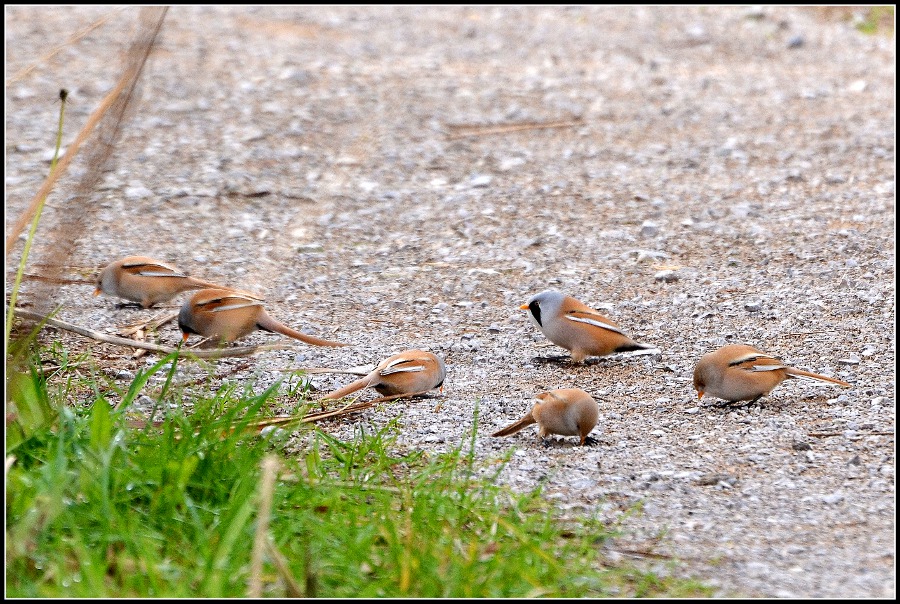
[7,7,169,316]
[5,272,94,286]
[6,9,125,85]
[12,308,295,360]
[445,117,583,140]
[248,456,280,598]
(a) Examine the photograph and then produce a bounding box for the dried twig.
[246,389,440,433]
[126,389,440,435]
[809,431,894,438]
[445,117,583,140]
[5,272,94,286]
[6,8,124,85]
[5,74,128,258]
[779,331,832,337]
[12,308,295,359]
[606,547,673,560]
[282,365,373,376]
[9,7,170,317]
[117,311,178,337]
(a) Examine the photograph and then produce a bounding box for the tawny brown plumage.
[521,289,654,363]
[320,350,445,400]
[693,344,851,403]
[178,288,347,347]
[492,388,599,446]
[94,256,228,308]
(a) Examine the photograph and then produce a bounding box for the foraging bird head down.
[177,302,199,341]
[692,365,707,400]
[94,264,113,296]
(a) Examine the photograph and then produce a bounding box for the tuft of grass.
[855,6,894,35]
[815,6,895,36]
[6,345,713,597]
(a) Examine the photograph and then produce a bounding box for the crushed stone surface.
[5,6,895,598]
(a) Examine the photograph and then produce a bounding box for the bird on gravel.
[492,388,599,446]
[95,255,233,309]
[692,344,851,404]
[520,289,655,363]
[178,288,347,347]
[319,349,445,401]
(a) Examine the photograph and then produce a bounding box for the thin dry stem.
[7,7,169,318]
[12,308,295,360]
[6,9,125,85]
[445,117,583,140]
[282,366,373,376]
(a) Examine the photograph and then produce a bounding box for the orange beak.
[519,304,529,310]
[181,332,190,343]
[697,391,704,400]
[93,287,102,296]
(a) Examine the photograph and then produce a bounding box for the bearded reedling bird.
[178,288,347,347]
[319,350,445,401]
[521,289,655,363]
[95,255,229,308]
[491,388,599,446]
[692,344,851,404]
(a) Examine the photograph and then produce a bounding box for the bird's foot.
[531,355,573,365]
[114,301,145,310]
[713,396,763,409]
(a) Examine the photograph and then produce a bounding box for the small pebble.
[640,221,659,237]
[654,269,678,283]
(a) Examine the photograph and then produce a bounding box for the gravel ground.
[5,6,895,598]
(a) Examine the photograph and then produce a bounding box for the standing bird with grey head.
[521,289,655,363]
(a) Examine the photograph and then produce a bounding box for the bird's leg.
[715,396,762,409]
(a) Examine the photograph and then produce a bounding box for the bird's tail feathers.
[491,412,536,438]
[785,368,850,387]
[187,280,265,299]
[257,312,348,347]
[320,372,378,401]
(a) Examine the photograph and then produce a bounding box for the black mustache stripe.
[528,300,542,326]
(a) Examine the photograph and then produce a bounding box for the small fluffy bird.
[95,255,226,308]
[693,344,851,404]
[521,289,654,362]
[319,350,445,400]
[492,388,599,446]
[178,288,347,347]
